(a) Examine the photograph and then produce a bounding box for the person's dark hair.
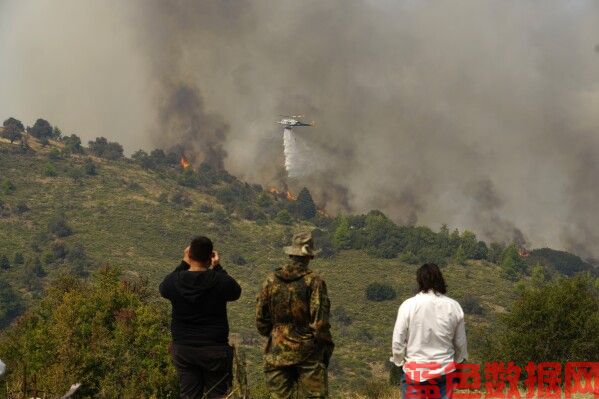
[189,236,213,263]
[417,263,447,294]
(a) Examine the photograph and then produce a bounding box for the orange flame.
[180,155,190,169]
[518,247,530,258]
[268,187,297,201]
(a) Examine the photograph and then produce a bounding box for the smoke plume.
[2,1,599,258]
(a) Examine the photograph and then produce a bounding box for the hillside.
[0,131,594,395]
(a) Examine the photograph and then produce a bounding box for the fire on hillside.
[180,155,190,170]
[269,187,296,201]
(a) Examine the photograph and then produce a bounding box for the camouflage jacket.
[256,258,334,368]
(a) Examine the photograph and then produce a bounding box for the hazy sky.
[1,0,599,259]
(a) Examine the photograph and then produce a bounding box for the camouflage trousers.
[264,351,328,399]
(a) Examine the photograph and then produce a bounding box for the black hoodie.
[159,261,242,347]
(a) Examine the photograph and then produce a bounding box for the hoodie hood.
[175,269,218,303]
[275,258,312,282]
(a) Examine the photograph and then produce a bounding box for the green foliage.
[293,187,317,219]
[500,243,527,280]
[494,273,599,365]
[62,134,83,154]
[332,216,352,250]
[0,268,178,397]
[3,117,24,132]
[528,247,594,276]
[274,210,293,225]
[88,137,124,160]
[488,242,505,264]
[27,118,54,140]
[365,282,397,302]
[257,192,273,208]
[2,118,24,143]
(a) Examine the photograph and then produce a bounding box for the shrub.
[1,179,15,194]
[460,295,484,315]
[0,255,9,270]
[332,306,352,326]
[13,252,24,265]
[84,159,97,175]
[366,282,397,301]
[170,191,192,207]
[43,163,57,177]
[230,253,247,266]
[274,210,293,225]
[14,201,29,215]
[494,274,599,365]
[48,213,73,237]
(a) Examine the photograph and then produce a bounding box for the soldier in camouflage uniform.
[256,232,334,399]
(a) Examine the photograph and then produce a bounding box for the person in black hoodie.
[160,236,242,399]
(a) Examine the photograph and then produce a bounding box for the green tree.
[452,245,467,265]
[496,273,599,365]
[460,230,478,259]
[294,187,317,219]
[488,242,505,264]
[3,117,24,131]
[333,216,353,250]
[28,118,54,140]
[2,117,25,143]
[88,137,124,160]
[500,243,526,280]
[62,134,83,154]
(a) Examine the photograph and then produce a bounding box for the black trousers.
[171,343,234,399]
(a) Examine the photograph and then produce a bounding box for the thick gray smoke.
[2,1,599,258]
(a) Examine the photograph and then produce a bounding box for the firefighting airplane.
[276,115,315,129]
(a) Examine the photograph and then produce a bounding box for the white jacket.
[390,291,468,381]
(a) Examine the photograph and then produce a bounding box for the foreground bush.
[366,282,397,302]
[494,273,599,365]
[0,267,177,398]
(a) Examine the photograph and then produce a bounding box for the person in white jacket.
[391,263,468,399]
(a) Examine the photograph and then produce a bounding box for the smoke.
[2,1,599,257]
[159,84,228,169]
